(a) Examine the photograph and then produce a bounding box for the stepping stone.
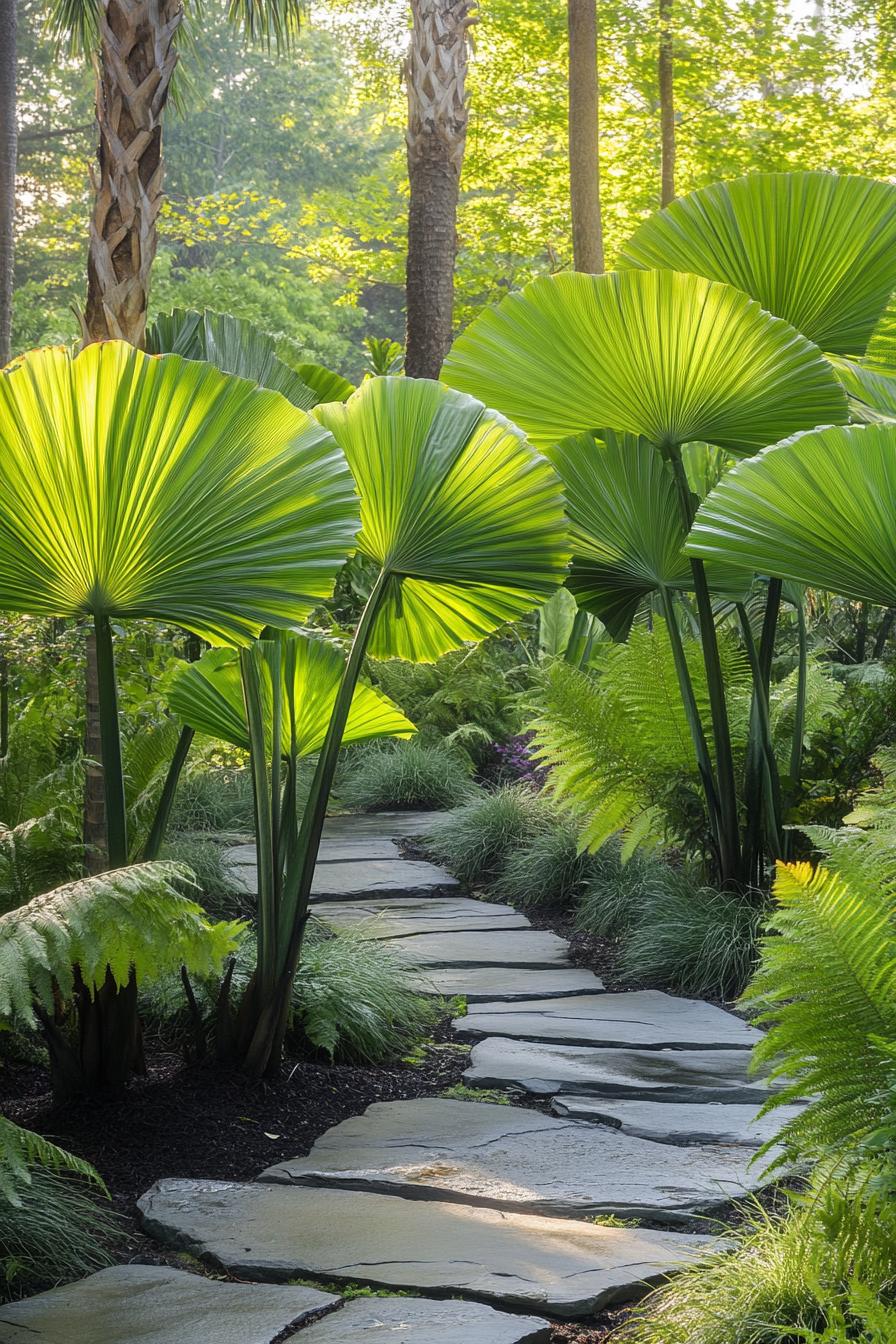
[227,839,403,866]
[406,966,605,1001]
[228,857,459,901]
[137,1178,720,1318]
[261,1098,776,1224]
[314,897,530,939]
[552,1096,805,1148]
[465,1039,776,1102]
[454,991,761,1051]
[322,811,446,838]
[0,1264,337,1344]
[297,1296,550,1343]
[389,929,570,969]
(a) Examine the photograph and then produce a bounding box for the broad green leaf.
[538,588,579,657]
[548,430,749,639]
[442,270,845,456]
[145,308,321,410]
[619,171,896,357]
[828,356,896,424]
[315,376,571,661]
[688,423,896,609]
[294,361,355,405]
[0,343,358,643]
[166,632,414,756]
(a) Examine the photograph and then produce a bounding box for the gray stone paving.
[260,1097,777,1223]
[295,1296,551,1342]
[382,928,571,969]
[314,896,531,938]
[137,1178,721,1318]
[0,1266,338,1344]
[464,1039,777,1102]
[453,990,761,1051]
[551,1095,804,1147]
[406,966,607,999]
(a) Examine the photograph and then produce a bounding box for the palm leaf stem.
[241,643,277,1004]
[790,595,809,790]
[758,578,782,691]
[140,725,194,861]
[737,602,784,882]
[94,615,127,869]
[670,451,741,885]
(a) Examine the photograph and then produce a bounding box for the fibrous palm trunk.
[658,0,675,207]
[567,0,603,273]
[404,0,476,380]
[82,0,181,346]
[0,0,16,367]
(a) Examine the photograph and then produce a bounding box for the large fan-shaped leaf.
[443,270,845,456]
[688,423,896,608]
[165,633,414,756]
[549,430,749,639]
[0,343,359,643]
[828,356,896,424]
[314,377,571,661]
[145,308,320,410]
[619,172,896,357]
[293,361,355,405]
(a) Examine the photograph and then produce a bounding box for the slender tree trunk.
[567,0,603,273]
[0,0,16,367]
[82,0,181,346]
[404,0,477,379]
[658,0,675,207]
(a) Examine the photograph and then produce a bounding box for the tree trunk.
[658,0,675,207]
[82,0,181,346]
[404,0,476,380]
[0,0,16,367]
[567,0,603,273]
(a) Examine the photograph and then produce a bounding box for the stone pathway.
[6,811,796,1341]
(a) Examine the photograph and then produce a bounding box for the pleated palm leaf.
[227,375,571,1075]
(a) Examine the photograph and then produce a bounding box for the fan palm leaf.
[442,269,846,456]
[688,423,896,610]
[314,376,571,661]
[619,171,896,357]
[165,634,414,757]
[0,342,359,643]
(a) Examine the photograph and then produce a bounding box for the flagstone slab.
[228,857,459,901]
[406,966,605,1000]
[260,1098,776,1223]
[0,1265,338,1344]
[297,1296,551,1343]
[323,811,446,838]
[465,1039,776,1102]
[551,1096,804,1147]
[454,991,760,1051]
[389,929,571,969]
[137,1178,720,1318]
[227,839,403,866]
[313,897,531,939]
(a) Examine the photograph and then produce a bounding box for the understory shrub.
[623,1184,896,1344]
[169,765,254,834]
[339,740,476,812]
[493,812,598,909]
[423,785,550,886]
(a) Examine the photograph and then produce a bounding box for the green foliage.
[0,862,243,1027]
[423,785,550,886]
[0,816,82,917]
[160,837,247,920]
[743,858,896,1175]
[0,1166,118,1301]
[625,1183,896,1344]
[440,1084,510,1105]
[339,741,477,813]
[169,765,255,834]
[0,1117,105,1209]
[493,812,597,910]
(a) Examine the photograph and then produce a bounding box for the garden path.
[1,813,799,1341]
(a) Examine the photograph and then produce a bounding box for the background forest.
[13,0,896,373]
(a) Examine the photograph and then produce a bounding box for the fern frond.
[0,862,244,1027]
[742,860,896,1168]
[0,1116,105,1207]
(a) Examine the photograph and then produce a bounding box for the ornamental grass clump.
[424,784,550,886]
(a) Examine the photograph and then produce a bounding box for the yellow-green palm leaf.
[619,171,896,357]
[166,633,414,756]
[0,343,359,643]
[442,270,845,456]
[315,376,571,661]
[688,423,896,608]
[550,430,748,639]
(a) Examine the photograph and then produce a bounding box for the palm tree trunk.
[82,0,181,346]
[0,0,16,367]
[658,0,675,207]
[567,0,603,273]
[404,0,476,379]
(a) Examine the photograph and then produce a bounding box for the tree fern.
[742,860,896,1170]
[0,814,82,916]
[0,862,243,1028]
[0,1117,104,1208]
